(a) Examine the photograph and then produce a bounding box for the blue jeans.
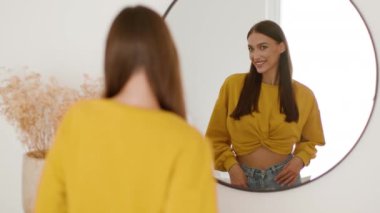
[240,155,301,191]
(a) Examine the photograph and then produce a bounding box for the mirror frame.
[163,0,379,192]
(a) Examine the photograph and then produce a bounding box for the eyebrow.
[248,42,269,49]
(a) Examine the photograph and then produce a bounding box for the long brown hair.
[104,6,186,119]
[230,20,298,122]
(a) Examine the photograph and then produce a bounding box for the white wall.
[1,0,380,212]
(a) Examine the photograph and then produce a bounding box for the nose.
[250,51,258,61]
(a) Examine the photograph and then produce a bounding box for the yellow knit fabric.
[35,99,217,213]
[206,73,325,171]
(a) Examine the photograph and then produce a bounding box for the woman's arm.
[206,80,238,171]
[276,92,325,186]
[35,108,75,213]
[294,96,325,166]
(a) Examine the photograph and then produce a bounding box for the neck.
[261,65,278,85]
[262,72,277,85]
[113,69,160,110]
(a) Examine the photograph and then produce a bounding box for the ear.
[279,42,286,53]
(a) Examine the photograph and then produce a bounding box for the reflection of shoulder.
[67,99,99,115]
[292,80,314,98]
[224,72,247,87]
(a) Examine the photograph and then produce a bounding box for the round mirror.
[165,0,377,191]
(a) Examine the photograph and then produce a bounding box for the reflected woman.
[35,6,217,212]
[206,20,325,191]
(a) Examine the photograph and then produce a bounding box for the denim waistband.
[240,154,293,176]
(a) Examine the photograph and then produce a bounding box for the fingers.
[275,157,304,187]
[276,165,299,186]
[276,173,298,186]
[231,181,248,189]
[230,177,248,189]
[230,172,248,188]
[277,174,297,186]
[228,164,248,189]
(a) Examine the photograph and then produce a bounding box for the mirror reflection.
[205,19,325,191]
[166,0,376,191]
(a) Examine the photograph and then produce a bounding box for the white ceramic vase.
[22,153,45,213]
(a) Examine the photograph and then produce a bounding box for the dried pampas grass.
[0,69,103,158]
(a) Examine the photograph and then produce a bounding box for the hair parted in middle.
[230,20,299,122]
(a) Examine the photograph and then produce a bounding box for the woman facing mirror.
[206,20,325,191]
[35,5,217,212]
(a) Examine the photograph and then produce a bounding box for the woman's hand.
[275,156,304,187]
[228,164,248,189]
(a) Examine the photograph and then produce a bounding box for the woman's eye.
[260,45,267,50]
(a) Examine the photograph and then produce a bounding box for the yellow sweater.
[35,99,217,213]
[206,73,325,171]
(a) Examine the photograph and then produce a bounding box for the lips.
[254,61,265,68]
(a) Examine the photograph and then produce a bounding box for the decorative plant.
[0,69,103,158]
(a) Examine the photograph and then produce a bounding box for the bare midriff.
[237,146,289,170]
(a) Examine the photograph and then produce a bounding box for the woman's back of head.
[104,6,186,118]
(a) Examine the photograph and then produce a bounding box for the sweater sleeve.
[35,108,74,213]
[164,137,218,213]
[206,79,238,171]
[294,94,325,166]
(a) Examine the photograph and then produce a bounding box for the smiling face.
[247,32,285,84]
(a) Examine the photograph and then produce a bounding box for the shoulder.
[64,99,105,116]
[149,112,210,153]
[293,80,315,98]
[292,80,319,107]
[53,100,102,139]
[162,113,207,142]
[69,99,208,145]
[220,73,247,90]
[224,73,247,84]
[62,99,130,125]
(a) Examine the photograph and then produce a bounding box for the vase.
[22,152,45,213]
